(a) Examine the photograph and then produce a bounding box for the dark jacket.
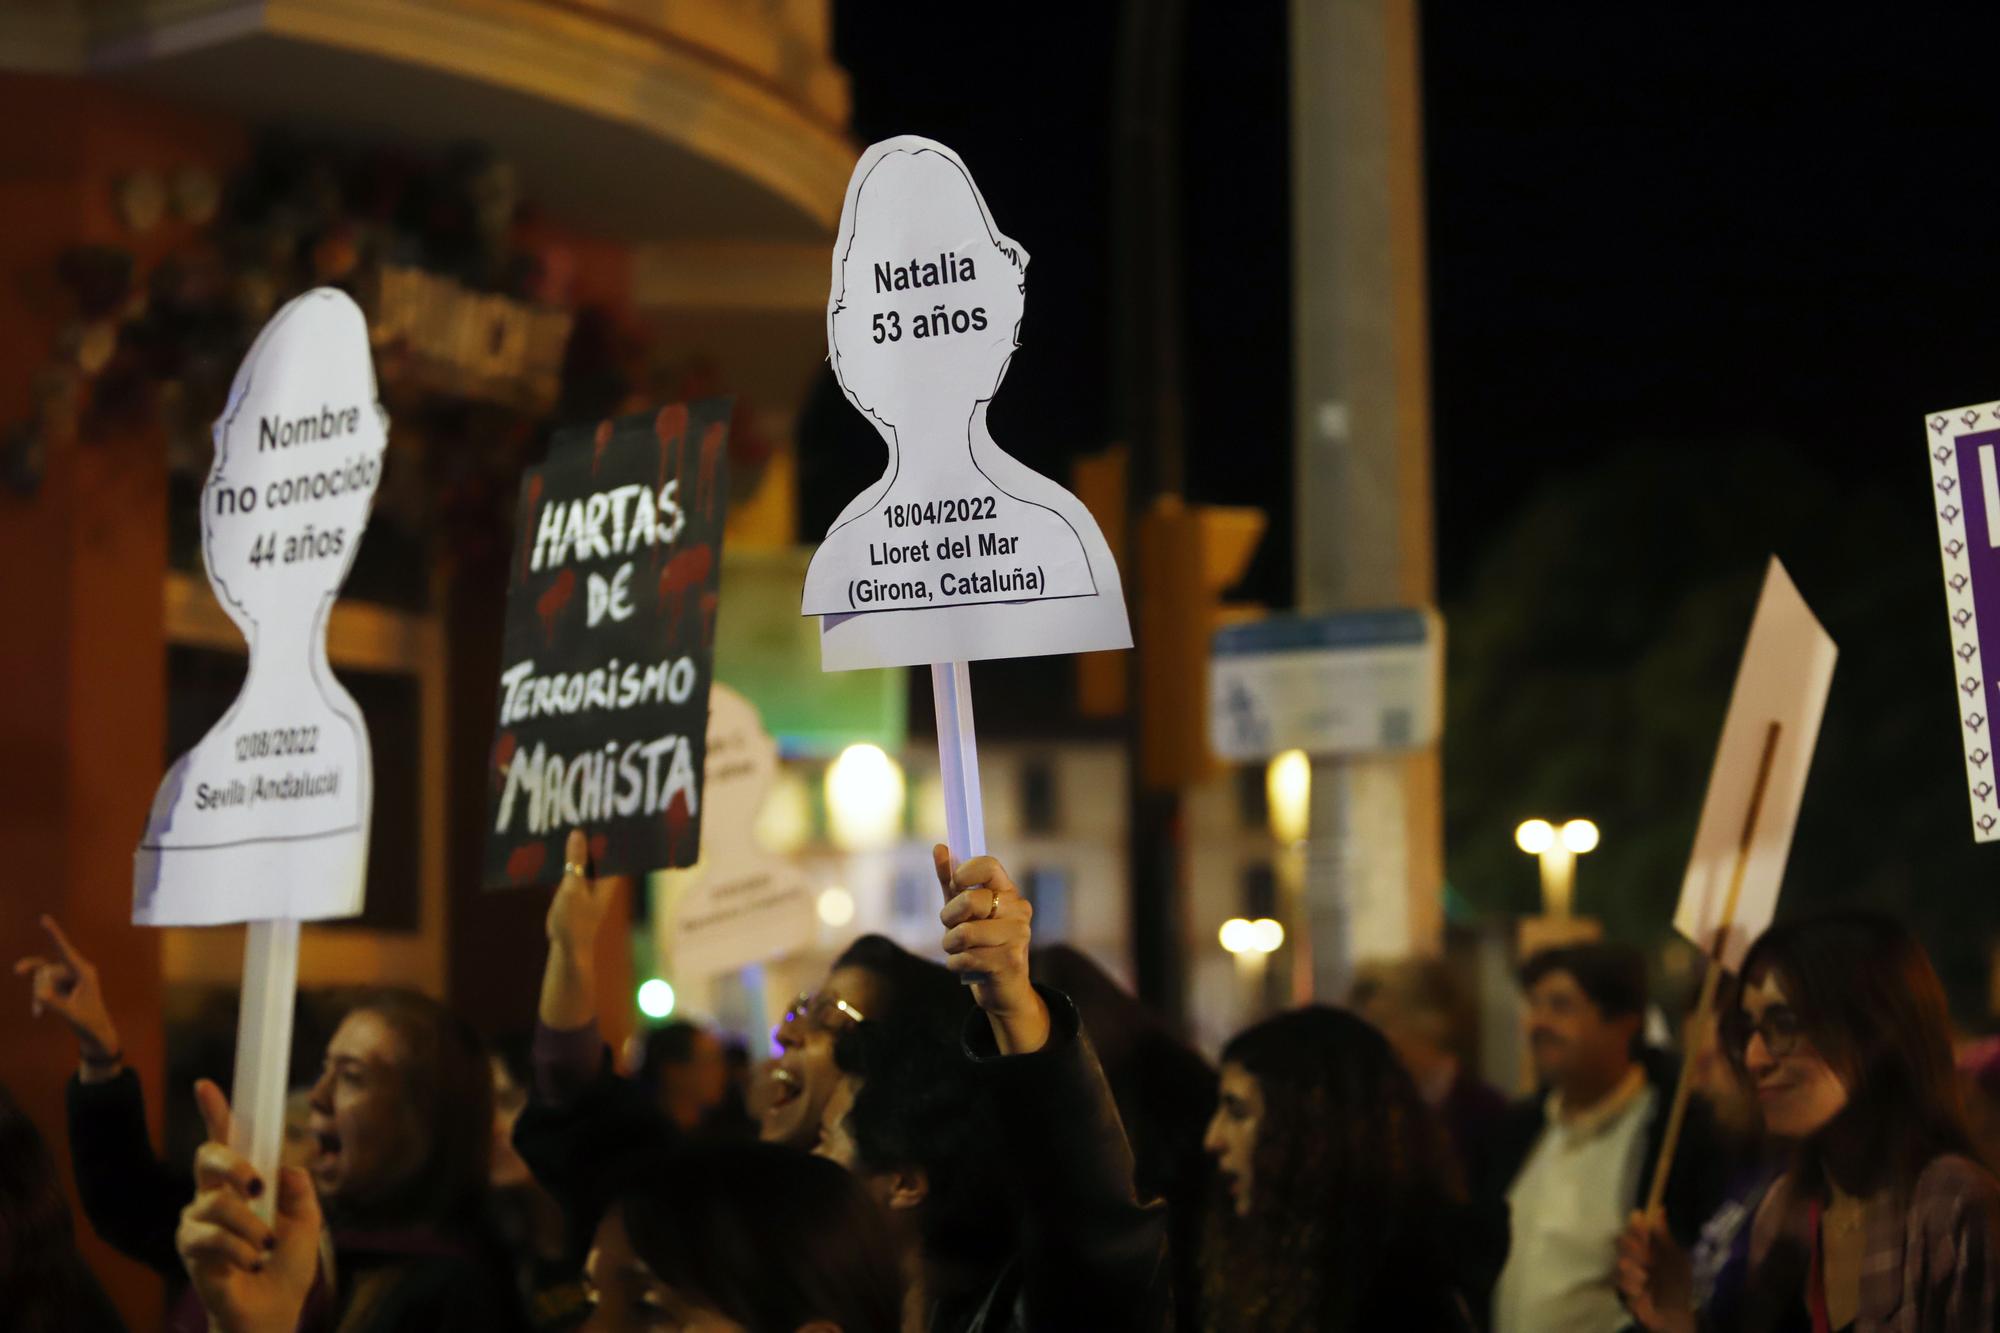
[510,1035,680,1260]
[67,1068,525,1333]
[1437,1064,1509,1196]
[67,1068,190,1280]
[936,986,1170,1333]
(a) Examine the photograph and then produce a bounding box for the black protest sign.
[486,399,731,887]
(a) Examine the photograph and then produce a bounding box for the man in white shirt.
[1487,944,1722,1333]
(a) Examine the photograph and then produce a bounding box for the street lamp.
[1515,818,1599,919]
[1219,917,1286,955]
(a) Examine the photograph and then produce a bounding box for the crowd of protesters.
[7,837,2000,1331]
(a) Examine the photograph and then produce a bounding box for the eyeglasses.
[779,990,867,1036]
[1718,1005,1805,1066]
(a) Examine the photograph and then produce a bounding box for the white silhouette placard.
[662,684,815,978]
[134,288,387,925]
[803,136,1131,670]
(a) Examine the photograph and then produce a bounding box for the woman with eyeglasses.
[762,934,971,1151]
[1618,911,2000,1333]
[513,836,974,1254]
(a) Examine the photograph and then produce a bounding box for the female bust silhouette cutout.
[804,137,1130,669]
[135,288,388,925]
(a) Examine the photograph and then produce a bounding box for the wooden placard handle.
[1644,719,1781,1217]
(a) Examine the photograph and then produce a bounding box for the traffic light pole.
[1290,0,1443,995]
[1114,0,1190,1024]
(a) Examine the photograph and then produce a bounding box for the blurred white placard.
[1208,609,1442,760]
[663,684,815,978]
[1673,558,1837,970]
[134,289,387,925]
[804,135,1130,670]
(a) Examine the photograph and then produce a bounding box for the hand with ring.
[935,845,1050,1055]
[545,829,617,959]
[540,828,624,1031]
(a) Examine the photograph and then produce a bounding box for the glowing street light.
[1515,818,1555,855]
[1219,917,1286,955]
[1514,818,1600,919]
[825,744,906,850]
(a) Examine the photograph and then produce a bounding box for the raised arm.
[17,914,189,1275]
[15,914,123,1079]
[935,846,1168,1331]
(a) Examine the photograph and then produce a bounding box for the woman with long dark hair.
[1199,1006,1475,1332]
[1619,911,2000,1332]
[170,987,529,1332]
[0,1081,125,1333]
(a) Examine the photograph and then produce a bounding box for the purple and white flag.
[1926,402,2000,842]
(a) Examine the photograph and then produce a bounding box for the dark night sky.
[816,6,2000,1000]
[823,5,2000,591]
[1425,8,2000,594]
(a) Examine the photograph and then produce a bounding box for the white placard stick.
[130,290,385,1218]
[229,918,300,1222]
[930,661,988,984]
[930,661,988,867]
[1645,719,1780,1216]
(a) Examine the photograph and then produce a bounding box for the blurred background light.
[754,768,814,854]
[825,743,905,850]
[1560,818,1600,854]
[1266,748,1311,843]
[816,885,856,928]
[636,977,676,1020]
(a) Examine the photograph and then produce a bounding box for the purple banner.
[1928,404,2000,841]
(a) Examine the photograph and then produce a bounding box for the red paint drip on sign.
[592,419,613,475]
[663,790,692,864]
[519,475,544,583]
[507,842,548,884]
[537,568,576,643]
[657,544,712,630]
[697,421,726,518]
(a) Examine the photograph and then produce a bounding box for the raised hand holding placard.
[132,288,387,1218]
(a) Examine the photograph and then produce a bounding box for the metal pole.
[1291,0,1442,995]
[1114,0,1190,1022]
